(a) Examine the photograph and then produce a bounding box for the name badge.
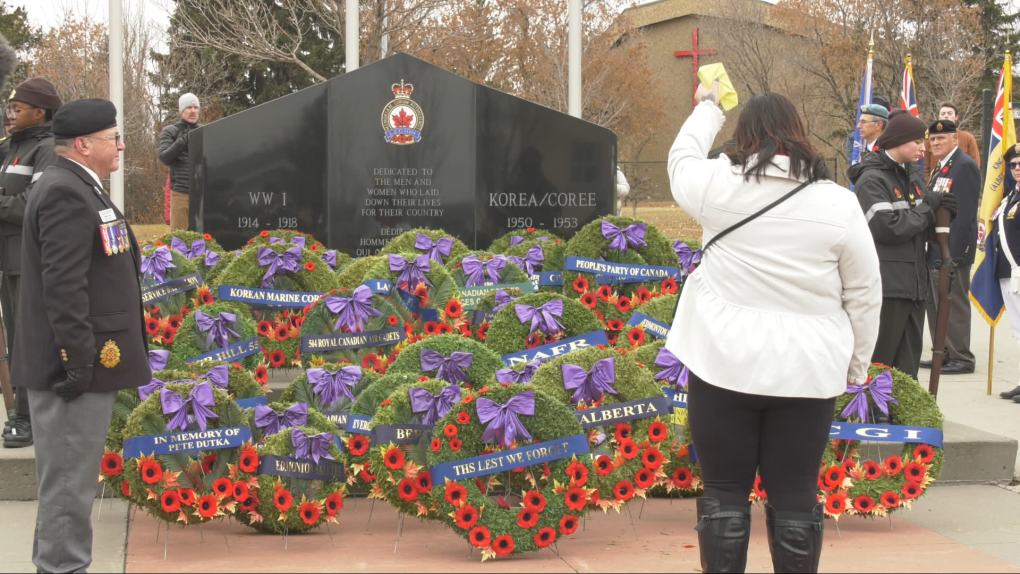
[99,208,116,223]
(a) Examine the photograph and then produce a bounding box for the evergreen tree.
[964,0,1020,91]
[0,1,41,93]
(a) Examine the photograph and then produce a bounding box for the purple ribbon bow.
[494,290,519,312]
[420,349,473,384]
[409,386,462,425]
[495,361,540,384]
[171,237,207,262]
[194,311,241,350]
[509,236,525,247]
[562,357,618,405]
[840,371,898,422]
[674,241,703,274]
[515,299,564,336]
[139,376,184,401]
[508,245,544,276]
[196,365,230,391]
[141,246,176,283]
[325,285,381,332]
[257,246,302,288]
[653,348,689,389]
[205,250,221,268]
[307,366,362,406]
[161,382,219,432]
[477,391,535,448]
[270,236,307,249]
[414,233,454,263]
[148,349,170,372]
[254,403,308,437]
[462,255,508,286]
[323,250,339,270]
[602,221,647,253]
[388,254,432,288]
[292,429,334,464]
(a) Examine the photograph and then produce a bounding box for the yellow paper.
[697,63,739,111]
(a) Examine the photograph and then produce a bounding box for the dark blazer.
[12,157,150,392]
[926,148,982,268]
[993,185,1020,279]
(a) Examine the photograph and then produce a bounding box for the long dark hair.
[724,93,830,183]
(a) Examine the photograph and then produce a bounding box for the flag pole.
[988,325,994,395]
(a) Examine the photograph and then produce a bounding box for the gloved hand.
[54,365,94,403]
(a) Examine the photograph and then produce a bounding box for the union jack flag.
[901,55,918,117]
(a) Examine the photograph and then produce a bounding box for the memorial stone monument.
[189,53,618,252]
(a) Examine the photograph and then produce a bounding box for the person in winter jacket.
[159,93,201,230]
[852,109,958,379]
[0,78,63,448]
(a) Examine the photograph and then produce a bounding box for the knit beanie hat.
[10,78,63,111]
[876,110,927,151]
[179,93,200,113]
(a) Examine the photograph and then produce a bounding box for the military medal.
[99,340,121,368]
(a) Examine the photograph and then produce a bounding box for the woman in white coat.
[667,88,882,573]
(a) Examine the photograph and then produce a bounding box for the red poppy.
[299,501,321,525]
[416,471,432,493]
[446,300,462,318]
[309,244,319,252]
[580,292,598,309]
[476,323,490,341]
[444,424,458,438]
[627,327,645,347]
[450,438,462,451]
[348,435,369,457]
[614,481,635,501]
[101,452,123,477]
[178,489,195,507]
[240,494,259,513]
[121,481,131,497]
[199,290,214,305]
[455,503,479,529]
[163,314,183,331]
[387,315,399,326]
[853,494,875,513]
[424,321,439,335]
[902,481,922,500]
[941,166,949,174]
[616,296,632,313]
[203,233,212,241]
[593,309,605,324]
[462,395,475,404]
[607,319,625,332]
[213,478,233,498]
[161,327,176,345]
[438,323,454,334]
[397,477,418,502]
[904,462,927,483]
[260,231,270,238]
[269,350,287,368]
[825,492,846,515]
[598,285,613,301]
[534,527,557,549]
[380,399,392,407]
[181,307,190,316]
[469,526,491,548]
[325,492,344,516]
[141,460,163,484]
[823,466,845,488]
[559,515,579,536]
[524,490,547,512]
[384,447,405,470]
[863,461,883,480]
[595,455,614,477]
[230,481,249,502]
[274,489,293,511]
[573,276,589,293]
[362,353,381,371]
[197,495,219,518]
[154,241,164,247]
[672,466,693,488]
[513,507,538,530]
[161,490,181,513]
[457,412,471,424]
[635,467,656,489]
[753,475,767,499]
[202,454,218,474]
[566,461,589,486]
[562,487,587,511]
[841,459,856,475]
[634,286,652,304]
[648,421,668,443]
[302,261,315,272]
[661,277,678,294]
[913,444,935,464]
[254,365,268,385]
[494,535,515,557]
[885,455,903,475]
[445,483,468,507]
[642,447,664,470]
[614,422,632,442]
[619,438,639,460]
[881,491,901,509]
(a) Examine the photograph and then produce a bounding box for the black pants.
[872,297,925,380]
[687,373,836,513]
[1,274,25,418]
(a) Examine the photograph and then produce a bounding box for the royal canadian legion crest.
[382,79,424,145]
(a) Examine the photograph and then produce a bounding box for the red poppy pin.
[941,166,949,174]
[894,189,902,199]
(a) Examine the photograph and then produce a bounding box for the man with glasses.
[0,78,62,448]
[159,93,201,230]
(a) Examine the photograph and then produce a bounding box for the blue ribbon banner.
[627,313,671,339]
[530,272,564,289]
[472,310,497,325]
[321,410,350,428]
[501,330,610,367]
[362,280,439,322]
[459,282,536,311]
[186,337,262,364]
[829,422,944,448]
[123,426,252,459]
[564,256,680,285]
[235,396,269,409]
[141,273,202,305]
[575,396,671,429]
[662,387,688,409]
[371,424,433,445]
[301,328,406,353]
[258,455,346,482]
[345,414,373,436]
[218,285,325,308]
[431,434,591,485]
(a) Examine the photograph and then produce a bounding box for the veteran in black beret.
[919,119,982,375]
[11,98,149,573]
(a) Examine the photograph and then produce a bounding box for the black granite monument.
[189,53,618,252]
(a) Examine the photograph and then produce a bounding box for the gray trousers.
[28,388,116,573]
[925,265,976,369]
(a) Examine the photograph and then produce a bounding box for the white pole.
[109,0,124,210]
[567,0,581,118]
[346,0,359,72]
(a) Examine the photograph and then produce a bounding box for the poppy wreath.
[445,252,530,289]
[502,239,553,278]
[577,283,678,348]
[751,365,944,519]
[362,251,461,321]
[139,245,201,326]
[387,334,504,389]
[244,229,325,251]
[119,382,256,525]
[242,400,337,450]
[378,229,472,265]
[367,379,461,519]
[426,385,595,561]
[483,293,604,357]
[297,287,417,371]
[528,346,697,509]
[213,241,338,295]
[336,256,381,290]
[237,424,347,534]
[346,372,428,491]
[560,216,676,301]
[505,237,568,296]
[170,301,262,371]
[280,364,382,425]
[461,287,531,342]
[150,230,228,283]
[488,228,564,254]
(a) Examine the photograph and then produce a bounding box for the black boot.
[694,497,751,573]
[765,504,824,573]
[3,415,32,448]
[1002,386,1020,400]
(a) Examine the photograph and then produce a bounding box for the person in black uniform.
[920,120,981,374]
[994,145,1020,401]
[12,99,150,573]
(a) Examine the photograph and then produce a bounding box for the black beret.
[1006,143,1020,164]
[9,78,62,111]
[928,120,957,136]
[52,98,117,139]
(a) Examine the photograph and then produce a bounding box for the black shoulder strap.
[701,180,812,254]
